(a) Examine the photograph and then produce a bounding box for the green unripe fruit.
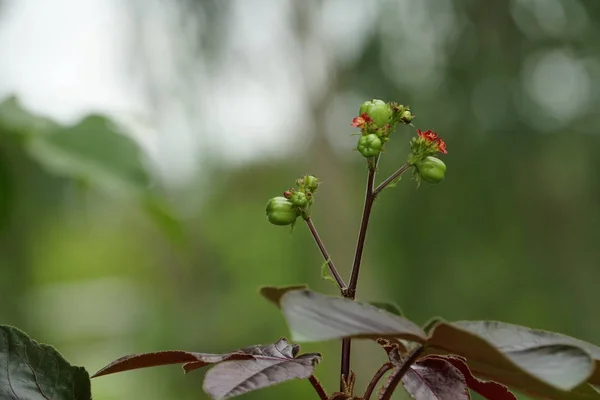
[266,197,298,226]
[359,101,371,116]
[291,191,309,207]
[359,99,392,127]
[369,100,389,125]
[357,134,382,158]
[417,156,446,183]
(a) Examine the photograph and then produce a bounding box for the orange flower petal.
[351,116,365,128]
[436,138,447,154]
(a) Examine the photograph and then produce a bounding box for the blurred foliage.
[2,1,600,400]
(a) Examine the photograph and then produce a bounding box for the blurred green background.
[1,0,600,399]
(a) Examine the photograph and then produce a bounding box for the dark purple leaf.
[426,321,600,400]
[92,350,253,378]
[202,338,321,400]
[0,325,91,400]
[427,355,517,400]
[399,357,470,400]
[274,289,426,342]
[260,285,308,307]
[93,338,320,400]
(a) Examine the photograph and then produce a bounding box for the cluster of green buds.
[407,129,448,184]
[266,175,321,226]
[351,99,415,159]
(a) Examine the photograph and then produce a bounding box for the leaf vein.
[2,329,20,400]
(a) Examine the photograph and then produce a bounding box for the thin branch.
[304,217,347,291]
[363,362,393,400]
[308,375,328,400]
[373,162,412,197]
[347,156,379,296]
[379,346,425,400]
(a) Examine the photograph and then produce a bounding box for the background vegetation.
[1,1,599,399]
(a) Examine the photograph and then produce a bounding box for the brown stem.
[373,162,412,197]
[341,157,379,389]
[347,157,379,296]
[340,338,352,391]
[363,362,393,400]
[304,217,347,292]
[308,375,328,400]
[379,346,425,400]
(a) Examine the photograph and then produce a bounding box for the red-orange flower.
[417,129,438,142]
[351,113,371,128]
[436,138,447,154]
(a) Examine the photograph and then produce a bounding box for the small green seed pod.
[416,156,446,183]
[291,191,309,207]
[357,134,383,158]
[266,197,298,226]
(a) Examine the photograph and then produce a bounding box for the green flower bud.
[266,197,298,226]
[357,134,382,158]
[359,99,392,127]
[291,191,309,207]
[304,175,320,192]
[400,110,414,123]
[416,156,446,183]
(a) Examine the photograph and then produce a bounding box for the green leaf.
[25,115,152,196]
[320,259,337,286]
[368,301,403,316]
[0,95,59,134]
[386,175,402,189]
[1,96,183,243]
[276,289,426,343]
[426,320,599,399]
[0,325,91,400]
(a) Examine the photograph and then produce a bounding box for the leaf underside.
[277,289,426,342]
[453,320,600,385]
[203,339,321,400]
[427,320,600,399]
[400,357,470,400]
[426,355,518,400]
